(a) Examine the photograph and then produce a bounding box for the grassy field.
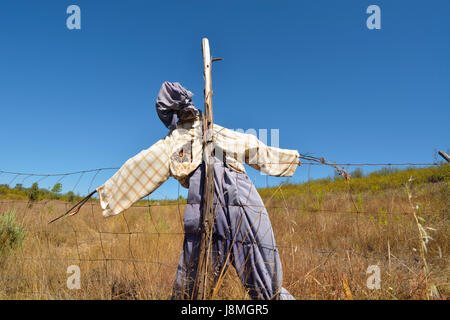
[0,165,448,299]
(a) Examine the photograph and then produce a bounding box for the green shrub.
[27,182,40,202]
[0,210,26,258]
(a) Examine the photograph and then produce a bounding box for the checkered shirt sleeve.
[97,138,170,217]
[217,127,300,177]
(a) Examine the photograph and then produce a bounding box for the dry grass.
[0,178,448,300]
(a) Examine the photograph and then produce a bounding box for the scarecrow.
[96,81,300,300]
[49,79,349,299]
[49,42,349,300]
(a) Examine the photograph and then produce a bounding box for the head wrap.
[155,81,200,130]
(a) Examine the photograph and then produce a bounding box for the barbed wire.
[0,161,443,177]
[0,167,119,177]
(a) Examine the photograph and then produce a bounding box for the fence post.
[192,38,217,300]
[438,150,450,163]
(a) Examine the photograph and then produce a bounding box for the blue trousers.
[172,162,294,300]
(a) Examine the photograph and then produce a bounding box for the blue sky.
[0,1,449,199]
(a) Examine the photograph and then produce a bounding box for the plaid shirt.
[97,118,299,217]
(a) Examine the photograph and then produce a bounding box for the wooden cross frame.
[192,38,221,300]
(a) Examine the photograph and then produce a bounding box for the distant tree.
[377,167,398,176]
[51,183,62,194]
[67,191,75,203]
[27,182,39,202]
[351,168,364,179]
[14,184,23,190]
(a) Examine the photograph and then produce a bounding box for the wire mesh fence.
[0,162,448,299]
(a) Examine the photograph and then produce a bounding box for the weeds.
[405,177,441,299]
[0,210,26,258]
[0,166,448,299]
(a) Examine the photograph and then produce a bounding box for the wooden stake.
[192,38,217,300]
[48,190,97,224]
[388,239,391,274]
